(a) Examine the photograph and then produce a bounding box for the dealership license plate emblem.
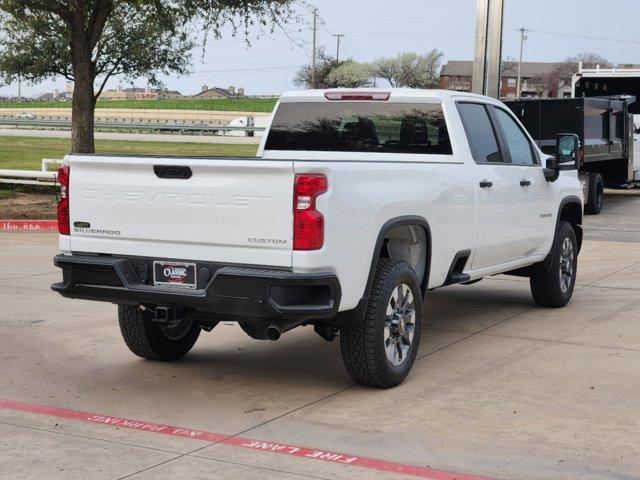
[153,261,197,289]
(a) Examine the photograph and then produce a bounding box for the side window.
[493,108,536,165]
[456,103,504,163]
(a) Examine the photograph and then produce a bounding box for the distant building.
[37,87,72,101]
[439,60,571,99]
[99,85,183,100]
[194,85,246,99]
[65,81,74,99]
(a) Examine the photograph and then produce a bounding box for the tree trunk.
[71,68,96,153]
[70,29,95,153]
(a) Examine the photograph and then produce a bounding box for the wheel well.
[559,201,583,252]
[379,224,430,293]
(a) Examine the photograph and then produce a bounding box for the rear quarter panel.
[292,159,476,311]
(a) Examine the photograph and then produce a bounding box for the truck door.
[490,106,554,258]
[457,102,548,270]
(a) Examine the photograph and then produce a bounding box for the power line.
[321,11,466,28]
[194,64,303,74]
[196,48,295,66]
[318,28,472,36]
[527,28,640,45]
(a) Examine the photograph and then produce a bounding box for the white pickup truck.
[52,89,583,388]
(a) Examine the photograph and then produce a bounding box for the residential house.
[194,85,246,99]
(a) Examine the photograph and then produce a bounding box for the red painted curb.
[0,399,490,480]
[0,220,57,231]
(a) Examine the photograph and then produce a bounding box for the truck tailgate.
[67,155,294,267]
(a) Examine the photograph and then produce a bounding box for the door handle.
[479,180,493,188]
[520,180,531,187]
[154,165,192,179]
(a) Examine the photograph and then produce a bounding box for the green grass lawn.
[0,136,258,170]
[0,98,277,112]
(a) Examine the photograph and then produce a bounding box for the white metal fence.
[0,158,62,186]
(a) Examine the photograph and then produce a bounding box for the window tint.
[494,108,536,165]
[456,103,503,163]
[265,102,452,154]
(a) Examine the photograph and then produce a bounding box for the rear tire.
[118,305,201,361]
[340,259,423,388]
[530,221,578,308]
[585,172,604,215]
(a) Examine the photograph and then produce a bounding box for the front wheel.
[340,259,423,388]
[530,221,578,308]
[118,305,201,361]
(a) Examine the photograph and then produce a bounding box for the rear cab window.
[456,102,504,163]
[264,102,453,155]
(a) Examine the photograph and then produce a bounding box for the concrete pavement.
[584,190,640,243]
[0,227,639,479]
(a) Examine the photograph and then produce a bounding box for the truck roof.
[279,88,494,103]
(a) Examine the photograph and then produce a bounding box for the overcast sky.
[2,0,639,98]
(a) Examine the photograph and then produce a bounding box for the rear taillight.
[57,165,70,235]
[293,174,328,250]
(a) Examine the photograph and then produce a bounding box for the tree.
[325,62,372,88]
[0,1,296,153]
[370,50,443,89]
[370,56,399,87]
[552,52,613,86]
[294,48,344,89]
[500,56,517,78]
[525,52,613,99]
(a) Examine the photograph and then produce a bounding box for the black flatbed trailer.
[505,96,638,215]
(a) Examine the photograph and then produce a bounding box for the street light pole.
[516,27,528,98]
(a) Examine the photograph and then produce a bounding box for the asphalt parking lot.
[1,191,639,480]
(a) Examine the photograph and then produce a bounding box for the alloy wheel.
[558,237,575,294]
[383,283,416,366]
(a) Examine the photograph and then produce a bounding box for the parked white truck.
[52,89,584,388]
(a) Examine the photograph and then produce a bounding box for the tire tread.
[530,221,577,308]
[118,305,200,361]
[340,258,422,388]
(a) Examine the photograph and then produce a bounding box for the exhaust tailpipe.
[264,319,307,341]
[265,324,283,341]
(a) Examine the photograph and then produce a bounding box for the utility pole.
[333,34,345,62]
[516,27,528,98]
[472,0,504,98]
[311,9,318,89]
[17,73,21,102]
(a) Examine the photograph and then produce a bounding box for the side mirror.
[556,133,581,171]
[544,157,559,182]
[545,133,580,182]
